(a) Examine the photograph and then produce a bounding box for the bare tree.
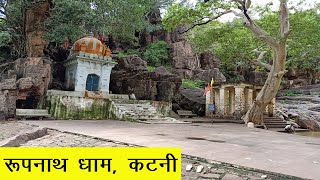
[231,0,290,125]
[171,0,290,125]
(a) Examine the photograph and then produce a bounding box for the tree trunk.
[241,0,289,125]
[307,70,316,85]
[243,45,287,125]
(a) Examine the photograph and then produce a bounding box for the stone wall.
[150,101,172,117]
[45,94,172,120]
[46,95,114,120]
[0,78,18,118]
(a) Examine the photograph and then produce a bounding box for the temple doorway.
[86,74,100,91]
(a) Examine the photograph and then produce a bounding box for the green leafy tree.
[0,0,173,59]
[189,20,263,72]
[188,8,320,85]
[163,0,290,125]
[0,0,28,59]
[286,9,320,84]
[46,0,173,45]
[144,40,170,66]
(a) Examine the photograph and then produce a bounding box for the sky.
[168,0,320,21]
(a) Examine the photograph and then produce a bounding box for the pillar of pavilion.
[206,83,276,121]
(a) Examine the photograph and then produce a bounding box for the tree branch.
[280,0,290,41]
[250,49,271,71]
[244,22,279,48]
[273,70,288,78]
[231,0,279,48]
[179,10,233,34]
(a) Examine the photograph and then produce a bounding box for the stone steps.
[111,99,150,104]
[263,116,288,129]
[270,128,310,133]
[112,100,175,122]
[16,109,51,119]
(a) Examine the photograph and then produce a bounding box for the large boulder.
[296,117,320,131]
[243,70,268,85]
[174,86,205,116]
[199,51,221,69]
[110,56,181,102]
[113,55,147,71]
[193,68,226,84]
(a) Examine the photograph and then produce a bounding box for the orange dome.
[70,36,110,57]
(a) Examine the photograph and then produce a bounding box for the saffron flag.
[210,78,214,87]
[99,33,103,42]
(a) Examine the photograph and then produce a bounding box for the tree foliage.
[0,0,173,60]
[143,40,170,66]
[46,0,173,45]
[287,9,320,83]
[0,0,27,59]
[187,7,320,83]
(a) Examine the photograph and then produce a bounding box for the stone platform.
[45,90,179,123]
[0,122,303,180]
[22,120,320,179]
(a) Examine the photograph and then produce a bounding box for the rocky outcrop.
[172,40,199,79]
[173,86,205,116]
[0,78,18,118]
[0,90,10,119]
[110,55,181,102]
[139,9,171,47]
[113,55,147,71]
[276,93,320,131]
[296,117,320,131]
[0,57,52,117]
[25,0,52,57]
[199,51,220,69]
[193,68,226,84]
[132,9,229,83]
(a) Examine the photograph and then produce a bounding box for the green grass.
[182,79,205,88]
[285,91,302,96]
[147,66,157,71]
[117,53,128,58]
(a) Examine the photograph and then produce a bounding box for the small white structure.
[64,35,117,94]
[206,83,276,120]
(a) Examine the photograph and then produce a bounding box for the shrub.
[147,66,156,71]
[125,49,143,56]
[143,41,170,66]
[0,32,12,47]
[182,79,205,88]
[285,91,302,96]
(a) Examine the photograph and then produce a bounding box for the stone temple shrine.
[64,35,116,94]
[206,83,276,120]
[27,34,175,122]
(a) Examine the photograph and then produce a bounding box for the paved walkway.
[23,120,320,179]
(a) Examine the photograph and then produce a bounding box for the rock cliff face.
[110,55,181,102]
[171,40,199,78]
[25,0,51,57]
[0,57,52,118]
[139,11,226,82]
[277,87,320,131]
